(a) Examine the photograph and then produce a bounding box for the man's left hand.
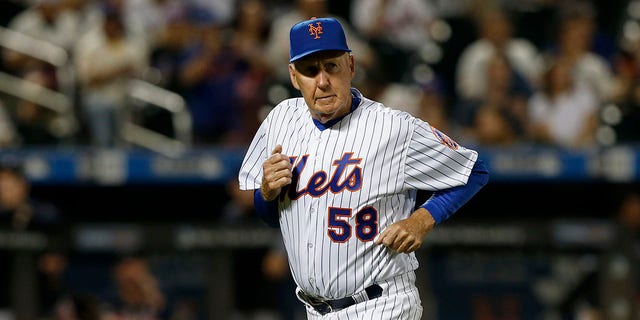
[374,208,436,253]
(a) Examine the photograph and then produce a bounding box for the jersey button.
[307,243,313,248]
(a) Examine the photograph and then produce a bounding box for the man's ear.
[289,64,300,90]
[349,54,355,76]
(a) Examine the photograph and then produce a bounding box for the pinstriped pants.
[303,272,423,320]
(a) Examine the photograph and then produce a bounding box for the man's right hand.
[261,144,292,201]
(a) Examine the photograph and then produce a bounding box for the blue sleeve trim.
[421,159,489,224]
[254,189,280,228]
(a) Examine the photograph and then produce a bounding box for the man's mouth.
[316,95,335,103]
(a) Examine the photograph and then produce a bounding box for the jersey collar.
[312,88,362,131]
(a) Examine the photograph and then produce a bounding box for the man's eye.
[325,63,338,72]
[301,66,319,76]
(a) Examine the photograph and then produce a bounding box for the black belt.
[297,284,383,315]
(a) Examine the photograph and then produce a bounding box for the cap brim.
[290,48,352,63]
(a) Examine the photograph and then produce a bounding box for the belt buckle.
[303,293,333,315]
[315,300,333,315]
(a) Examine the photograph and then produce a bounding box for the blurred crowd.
[0,0,637,151]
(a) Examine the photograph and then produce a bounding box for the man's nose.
[317,69,330,89]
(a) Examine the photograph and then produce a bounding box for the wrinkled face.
[289,51,355,123]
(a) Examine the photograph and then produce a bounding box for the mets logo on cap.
[308,19,323,39]
[289,17,352,62]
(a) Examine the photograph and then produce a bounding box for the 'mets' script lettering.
[285,152,362,199]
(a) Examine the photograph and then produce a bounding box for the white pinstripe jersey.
[238,88,478,300]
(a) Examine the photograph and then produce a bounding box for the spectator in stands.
[0,161,62,232]
[51,293,104,320]
[264,0,376,86]
[149,3,192,93]
[100,0,145,41]
[358,64,422,115]
[610,34,640,143]
[135,2,191,139]
[38,251,72,319]
[223,178,290,317]
[228,0,273,145]
[103,256,166,319]
[11,69,65,146]
[350,0,440,82]
[262,238,306,320]
[0,160,68,319]
[527,56,599,149]
[60,0,102,39]
[222,179,257,225]
[229,0,271,74]
[563,190,640,319]
[3,0,82,109]
[455,51,532,146]
[455,3,542,101]
[358,64,448,130]
[613,77,640,143]
[601,191,640,318]
[416,75,450,133]
[222,179,302,319]
[3,0,81,72]
[75,5,148,148]
[176,9,235,145]
[546,0,619,104]
[189,0,237,27]
[125,0,184,49]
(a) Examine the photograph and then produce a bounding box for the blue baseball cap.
[289,17,351,63]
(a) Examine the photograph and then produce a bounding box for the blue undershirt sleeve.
[421,159,489,225]
[254,189,280,228]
